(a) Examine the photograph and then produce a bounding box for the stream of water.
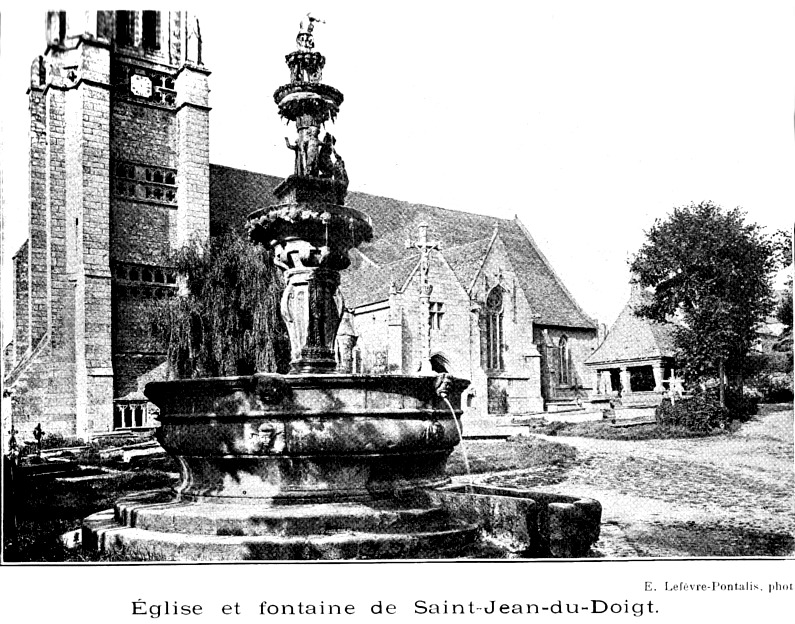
[443,396,473,490]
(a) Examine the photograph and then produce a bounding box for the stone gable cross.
[405,222,440,374]
[406,222,440,295]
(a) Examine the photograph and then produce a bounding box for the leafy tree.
[770,230,793,380]
[150,233,290,378]
[778,288,793,332]
[630,201,776,406]
[773,229,793,335]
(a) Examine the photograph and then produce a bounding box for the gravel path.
[465,407,794,558]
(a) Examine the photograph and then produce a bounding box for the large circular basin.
[144,373,470,504]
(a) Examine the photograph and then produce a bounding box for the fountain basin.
[81,372,482,560]
[430,484,602,558]
[82,373,603,560]
[144,373,469,503]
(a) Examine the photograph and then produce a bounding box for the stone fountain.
[82,17,601,561]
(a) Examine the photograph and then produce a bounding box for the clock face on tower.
[130,74,153,98]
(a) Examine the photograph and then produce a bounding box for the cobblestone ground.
[468,406,794,558]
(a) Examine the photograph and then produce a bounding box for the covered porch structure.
[585,287,681,407]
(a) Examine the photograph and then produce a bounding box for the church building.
[5,11,599,439]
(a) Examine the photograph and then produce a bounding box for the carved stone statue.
[317,134,336,179]
[285,126,322,177]
[285,137,301,175]
[312,133,349,189]
[331,149,349,191]
[303,126,321,176]
[297,13,325,50]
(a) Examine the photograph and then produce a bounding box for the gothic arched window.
[485,286,504,371]
[558,335,571,386]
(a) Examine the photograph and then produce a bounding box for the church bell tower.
[11,11,210,437]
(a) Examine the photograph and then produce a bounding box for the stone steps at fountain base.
[112,490,458,536]
[82,507,480,561]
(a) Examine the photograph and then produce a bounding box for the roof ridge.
[347,188,514,223]
[210,162,519,223]
[209,163,283,179]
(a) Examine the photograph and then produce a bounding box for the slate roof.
[443,237,495,292]
[340,253,419,309]
[210,164,596,329]
[585,289,677,366]
[209,165,284,237]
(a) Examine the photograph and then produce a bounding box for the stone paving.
[457,406,794,558]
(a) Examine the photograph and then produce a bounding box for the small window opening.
[116,11,133,46]
[58,12,67,43]
[142,11,160,50]
[430,302,444,330]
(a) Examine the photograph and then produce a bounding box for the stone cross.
[406,222,439,374]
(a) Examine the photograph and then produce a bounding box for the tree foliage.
[150,234,290,378]
[630,201,776,389]
[773,229,793,334]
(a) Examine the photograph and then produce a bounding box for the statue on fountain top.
[297,13,325,50]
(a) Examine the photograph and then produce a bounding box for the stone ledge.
[430,484,601,558]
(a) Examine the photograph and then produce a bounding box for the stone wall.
[175,65,210,247]
[350,237,548,416]
[467,236,544,414]
[534,325,598,403]
[9,342,78,437]
[111,101,176,166]
[349,303,388,374]
[400,252,473,377]
[110,200,174,265]
[28,85,48,346]
[109,91,179,402]
[106,43,209,409]
[13,241,30,364]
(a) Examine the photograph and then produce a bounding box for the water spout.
[435,373,471,487]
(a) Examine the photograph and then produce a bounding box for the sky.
[1,1,794,342]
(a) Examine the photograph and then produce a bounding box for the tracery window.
[113,160,177,205]
[485,286,504,371]
[558,335,571,386]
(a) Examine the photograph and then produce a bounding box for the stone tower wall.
[107,10,210,401]
[7,10,209,437]
[12,242,30,364]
